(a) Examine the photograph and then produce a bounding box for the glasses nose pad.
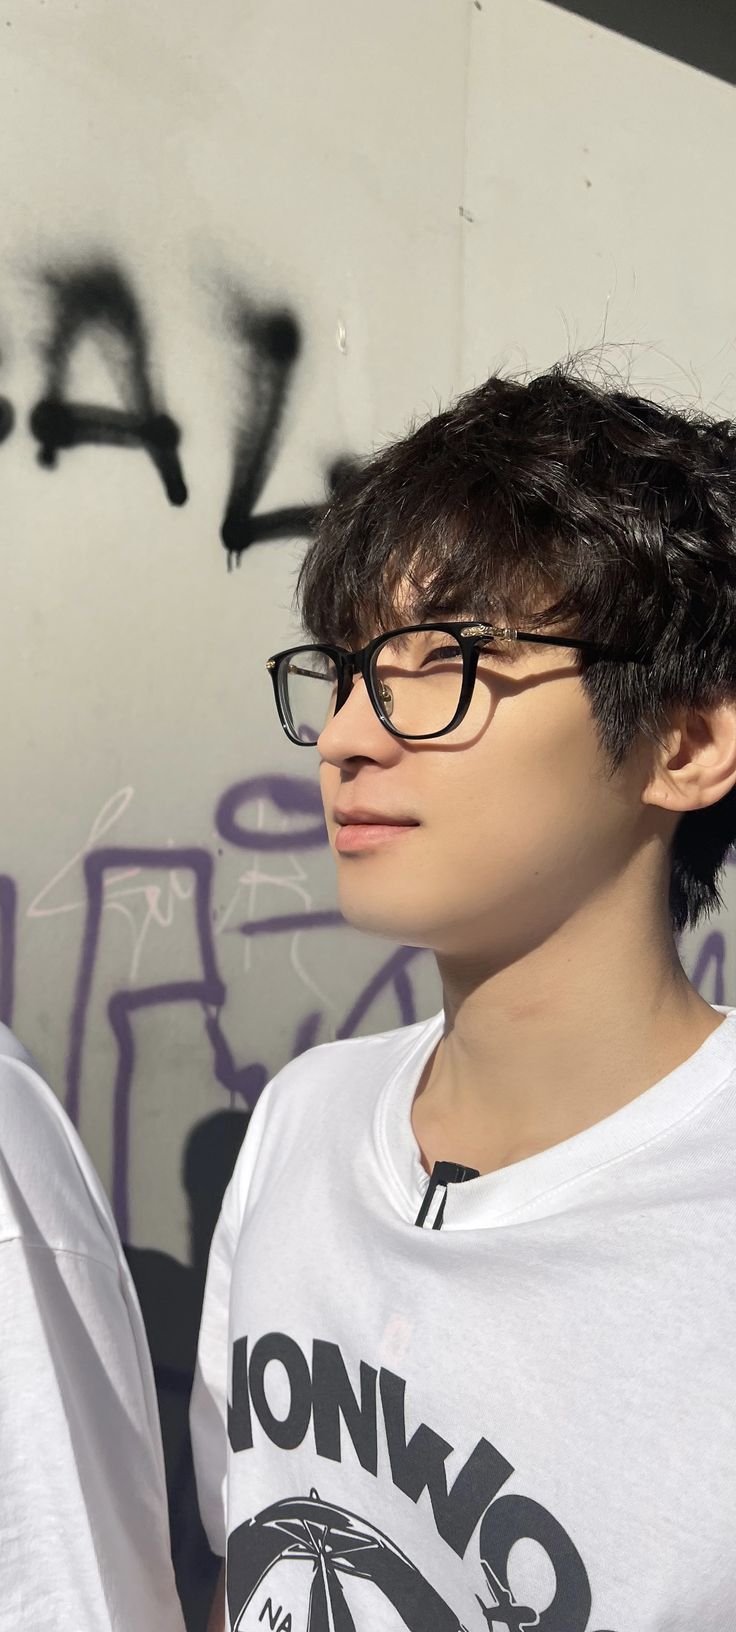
[378,680,394,718]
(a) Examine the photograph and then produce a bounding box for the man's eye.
[423,645,462,663]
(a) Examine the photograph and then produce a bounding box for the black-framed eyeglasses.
[266,620,643,746]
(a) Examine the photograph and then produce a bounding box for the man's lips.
[334,808,420,826]
[334,821,420,852]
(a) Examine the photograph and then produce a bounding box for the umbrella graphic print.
[228,1489,468,1632]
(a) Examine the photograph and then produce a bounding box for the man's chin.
[336,895,439,950]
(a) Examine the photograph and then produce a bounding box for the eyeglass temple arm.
[514,631,643,663]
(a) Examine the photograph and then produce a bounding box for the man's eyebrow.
[410,606,485,621]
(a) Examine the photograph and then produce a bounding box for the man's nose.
[318,673,396,759]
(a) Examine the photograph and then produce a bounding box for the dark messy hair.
[294,362,736,933]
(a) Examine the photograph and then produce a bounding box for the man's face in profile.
[316,614,657,965]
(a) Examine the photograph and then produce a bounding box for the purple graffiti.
[57,777,426,1236]
[216,773,327,851]
[0,875,17,1027]
[7,767,728,1241]
[690,931,726,1005]
[66,847,223,1236]
[336,945,421,1037]
[218,774,424,1040]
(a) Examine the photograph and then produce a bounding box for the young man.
[191,365,736,1631]
[0,1021,186,1631]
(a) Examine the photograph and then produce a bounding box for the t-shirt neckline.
[374,1005,736,1230]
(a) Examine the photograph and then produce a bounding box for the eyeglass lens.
[281,629,467,743]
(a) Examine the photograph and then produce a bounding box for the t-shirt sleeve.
[190,1172,239,1555]
[0,1238,186,1632]
[190,1083,276,1556]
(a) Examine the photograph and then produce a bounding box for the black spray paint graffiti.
[221,294,356,563]
[221,301,303,560]
[0,346,13,445]
[0,257,731,1246]
[29,264,188,505]
[0,257,356,564]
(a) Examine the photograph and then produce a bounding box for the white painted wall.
[1,0,734,1265]
[0,0,464,1258]
[462,0,736,407]
[462,0,736,999]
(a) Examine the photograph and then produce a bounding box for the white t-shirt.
[191,1004,736,1632]
[0,1022,185,1632]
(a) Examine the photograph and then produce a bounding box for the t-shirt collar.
[373,1005,736,1230]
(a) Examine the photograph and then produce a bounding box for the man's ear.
[642,701,736,814]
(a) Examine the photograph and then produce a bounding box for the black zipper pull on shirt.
[414,1160,480,1229]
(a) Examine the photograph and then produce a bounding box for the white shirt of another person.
[0,1022,185,1632]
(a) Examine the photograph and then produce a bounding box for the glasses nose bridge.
[353,639,374,673]
[329,641,387,732]
[338,643,372,699]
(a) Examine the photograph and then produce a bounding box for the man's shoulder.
[0,1023,68,1151]
[225,1011,441,1215]
[260,1010,440,1122]
[0,1023,119,1266]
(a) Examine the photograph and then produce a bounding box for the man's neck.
[411,905,724,1178]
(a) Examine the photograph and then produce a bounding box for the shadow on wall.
[125,1109,251,1632]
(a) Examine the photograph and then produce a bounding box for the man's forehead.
[395,599,492,626]
[363,605,476,641]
